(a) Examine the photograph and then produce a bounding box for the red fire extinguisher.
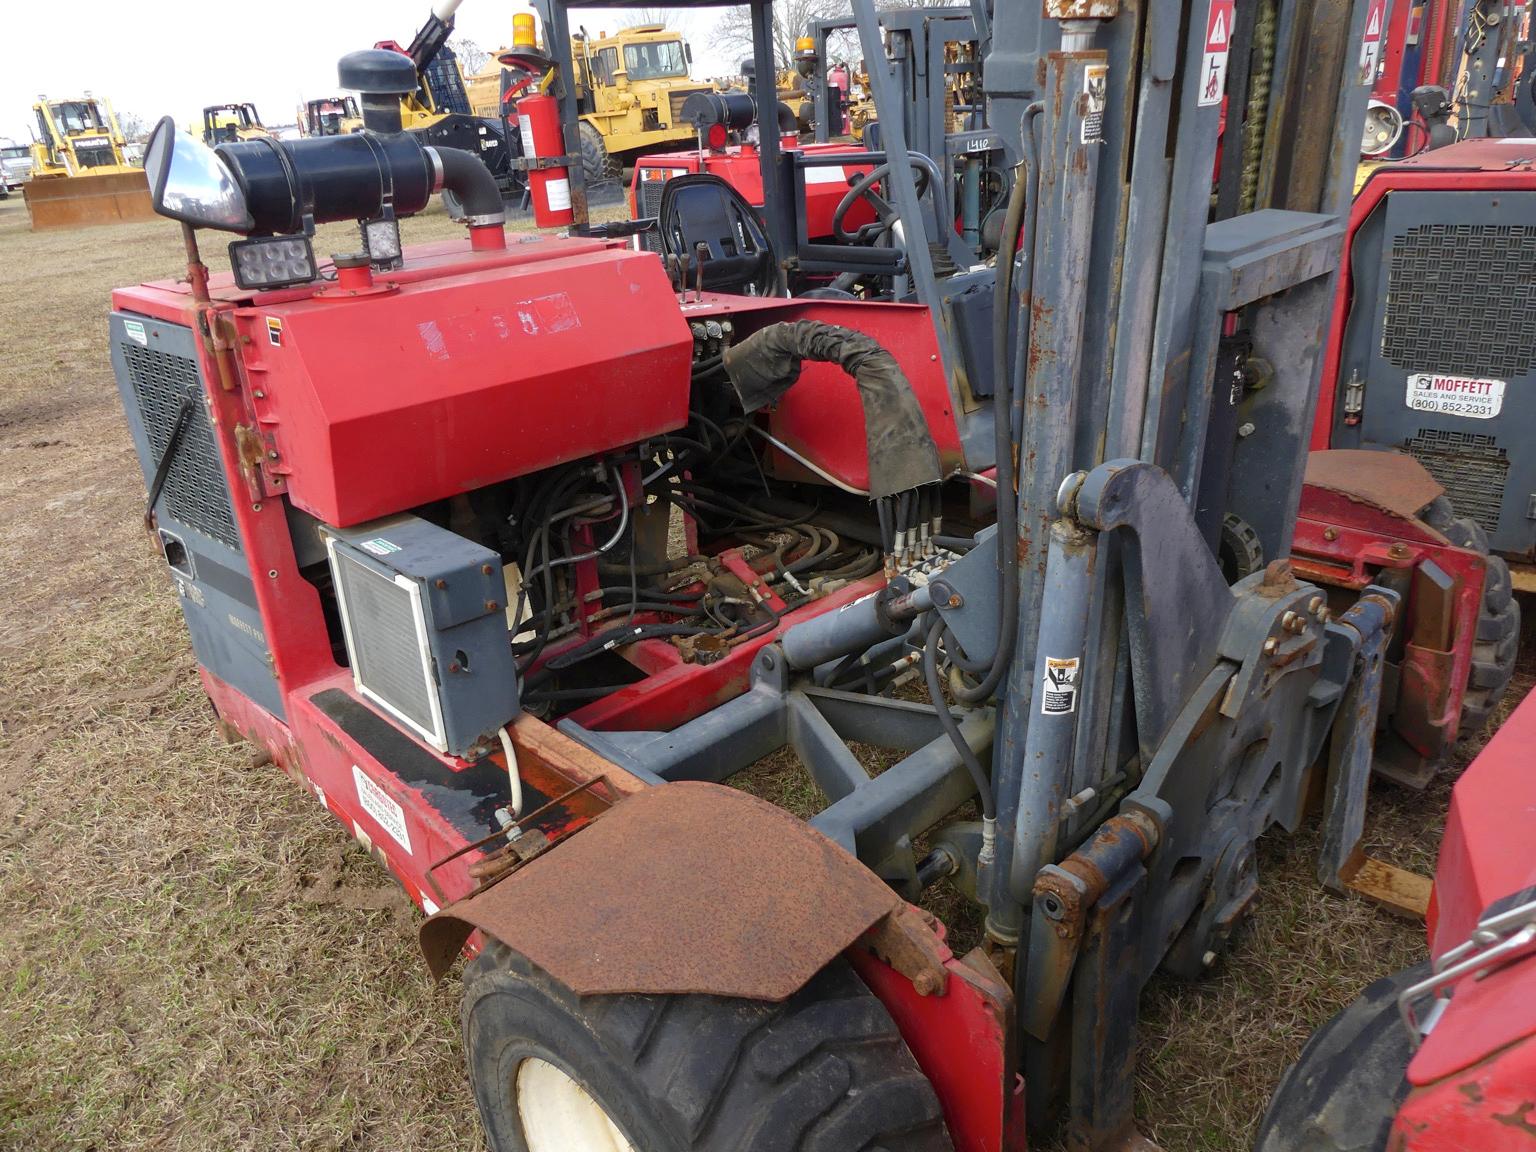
[517,92,574,229]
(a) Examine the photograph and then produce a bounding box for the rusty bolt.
[913,969,944,996]
[434,579,448,590]
[947,593,963,608]
[1281,610,1299,631]
[1263,637,1278,655]
[485,599,500,612]
[1319,607,1332,624]
[1389,543,1410,559]
[1323,526,1338,541]
[1309,596,1323,614]
[482,563,495,576]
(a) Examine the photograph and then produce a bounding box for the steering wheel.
[831,158,938,245]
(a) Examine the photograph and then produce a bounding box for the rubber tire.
[578,121,618,187]
[463,941,953,1152]
[1253,963,1426,1152]
[1420,496,1521,741]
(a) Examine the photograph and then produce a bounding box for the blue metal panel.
[109,311,284,720]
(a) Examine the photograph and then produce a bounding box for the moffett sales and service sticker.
[1406,372,1505,420]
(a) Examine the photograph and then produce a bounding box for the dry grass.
[0,191,1528,1152]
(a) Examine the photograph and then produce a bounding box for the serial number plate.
[1405,372,1505,420]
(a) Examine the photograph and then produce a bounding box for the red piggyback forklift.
[107,0,1512,1148]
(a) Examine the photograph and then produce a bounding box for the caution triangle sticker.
[1209,10,1229,47]
[1365,6,1382,37]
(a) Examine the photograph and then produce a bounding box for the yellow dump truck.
[23,96,153,231]
[466,23,713,184]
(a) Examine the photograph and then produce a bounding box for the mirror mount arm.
[181,222,211,305]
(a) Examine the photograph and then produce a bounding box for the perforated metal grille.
[1382,224,1536,378]
[333,552,438,738]
[122,341,240,551]
[1404,428,1510,534]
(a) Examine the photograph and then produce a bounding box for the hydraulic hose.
[951,102,1042,707]
[723,320,944,499]
[924,618,995,820]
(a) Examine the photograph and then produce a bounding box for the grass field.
[0,191,1528,1151]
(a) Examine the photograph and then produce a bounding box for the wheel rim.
[516,1056,636,1152]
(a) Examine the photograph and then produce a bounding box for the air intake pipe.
[432,144,508,249]
[212,133,505,249]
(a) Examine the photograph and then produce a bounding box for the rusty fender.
[420,781,908,1000]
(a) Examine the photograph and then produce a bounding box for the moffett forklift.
[1257,679,1536,1150]
[108,0,1477,1148]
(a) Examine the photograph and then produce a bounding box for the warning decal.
[1041,656,1080,716]
[1198,0,1235,107]
[1406,372,1505,420]
[1359,0,1388,83]
[265,316,283,347]
[353,764,413,855]
[1082,64,1107,143]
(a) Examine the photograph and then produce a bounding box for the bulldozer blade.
[23,171,156,231]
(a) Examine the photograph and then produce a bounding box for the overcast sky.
[1,2,736,143]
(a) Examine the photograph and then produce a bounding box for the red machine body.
[1296,138,1535,779]
[1313,138,1536,446]
[1387,687,1536,1149]
[516,92,574,228]
[232,238,691,527]
[631,141,878,239]
[112,232,1003,1144]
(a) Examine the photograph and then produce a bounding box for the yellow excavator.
[23,95,153,231]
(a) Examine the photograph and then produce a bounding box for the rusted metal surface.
[23,170,154,230]
[1024,810,1159,1041]
[1305,449,1443,520]
[859,902,950,996]
[420,781,902,994]
[424,775,607,903]
[1044,0,1121,17]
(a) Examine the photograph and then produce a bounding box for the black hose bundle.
[723,320,944,500]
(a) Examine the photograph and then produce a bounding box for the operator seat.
[657,174,779,297]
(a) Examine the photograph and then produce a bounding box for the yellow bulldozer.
[300,96,363,137]
[23,96,154,231]
[200,103,274,146]
[466,22,713,184]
